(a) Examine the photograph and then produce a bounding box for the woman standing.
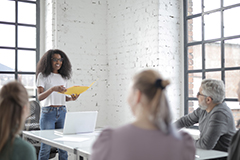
[0,81,36,160]
[36,49,79,160]
[90,69,195,160]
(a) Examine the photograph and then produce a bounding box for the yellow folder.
[61,81,96,95]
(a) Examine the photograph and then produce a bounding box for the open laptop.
[55,111,98,135]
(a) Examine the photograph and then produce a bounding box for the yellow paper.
[61,81,96,95]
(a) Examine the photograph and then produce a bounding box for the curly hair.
[36,49,72,79]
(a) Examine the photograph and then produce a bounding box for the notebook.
[55,111,98,135]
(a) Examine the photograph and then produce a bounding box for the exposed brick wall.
[232,109,240,126]
[107,0,160,126]
[42,0,108,127]
[42,0,182,127]
[158,1,182,119]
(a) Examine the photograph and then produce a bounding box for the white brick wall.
[158,0,183,119]
[42,0,108,128]
[41,0,183,128]
[107,0,160,126]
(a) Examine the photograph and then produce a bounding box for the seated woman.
[0,81,36,160]
[90,69,196,160]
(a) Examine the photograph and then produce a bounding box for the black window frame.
[0,0,40,99]
[183,0,240,115]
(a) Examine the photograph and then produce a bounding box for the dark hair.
[36,49,72,79]
[0,81,29,152]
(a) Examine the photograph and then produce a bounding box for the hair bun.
[155,79,170,90]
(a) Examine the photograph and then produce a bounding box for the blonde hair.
[0,81,29,152]
[132,69,175,135]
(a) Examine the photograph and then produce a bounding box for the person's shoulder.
[216,102,230,110]
[14,137,35,151]
[37,72,43,78]
[14,137,36,159]
[98,128,114,139]
[90,128,114,160]
[212,102,233,116]
[37,72,49,80]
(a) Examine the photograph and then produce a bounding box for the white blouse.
[36,72,68,107]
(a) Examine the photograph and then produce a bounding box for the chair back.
[25,100,40,131]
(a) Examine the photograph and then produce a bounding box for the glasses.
[197,92,213,100]
[197,92,207,97]
[51,58,63,62]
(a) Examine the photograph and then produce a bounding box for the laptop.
[55,111,98,135]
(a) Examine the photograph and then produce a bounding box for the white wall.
[107,0,161,126]
[40,0,183,128]
[158,1,184,119]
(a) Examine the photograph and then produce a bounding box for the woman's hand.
[52,85,67,93]
[37,85,66,101]
[70,94,80,101]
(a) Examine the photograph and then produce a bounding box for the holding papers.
[60,81,96,95]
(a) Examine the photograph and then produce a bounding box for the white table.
[181,128,228,160]
[23,129,228,160]
[181,128,200,140]
[22,129,100,160]
[196,148,228,160]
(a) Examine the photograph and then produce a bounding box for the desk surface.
[23,129,228,160]
[22,129,100,159]
[196,148,228,160]
[181,128,200,140]
[180,128,228,160]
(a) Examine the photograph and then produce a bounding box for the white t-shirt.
[36,72,68,107]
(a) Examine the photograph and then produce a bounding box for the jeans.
[38,106,68,160]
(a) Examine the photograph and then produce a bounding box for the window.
[184,0,240,124]
[0,0,40,100]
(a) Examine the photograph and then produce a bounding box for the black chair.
[24,100,58,159]
[228,129,240,160]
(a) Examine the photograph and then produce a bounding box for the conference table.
[22,128,228,160]
[22,129,101,160]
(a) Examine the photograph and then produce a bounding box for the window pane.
[0,0,15,22]
[18,50,36,72]
[225,39,240,68]
[224,0,240,7]
[0,49,15,71]
[0,24,15,47]
[0,74,15,88]
[204,0,221,12]
[18,26,36,48]
[18,74,36,97]
[188,45,202,70]
[204,12,221,40]
[18,2,36,25]
[188,0,201,16]
[225,70,240,98]
[205,42,221,69]
[224,7,240,37]
[188,17,202,42]
[205,71,221,80]
[189,72,202,97]
[230,106,240,126]
[188,100,199,113]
